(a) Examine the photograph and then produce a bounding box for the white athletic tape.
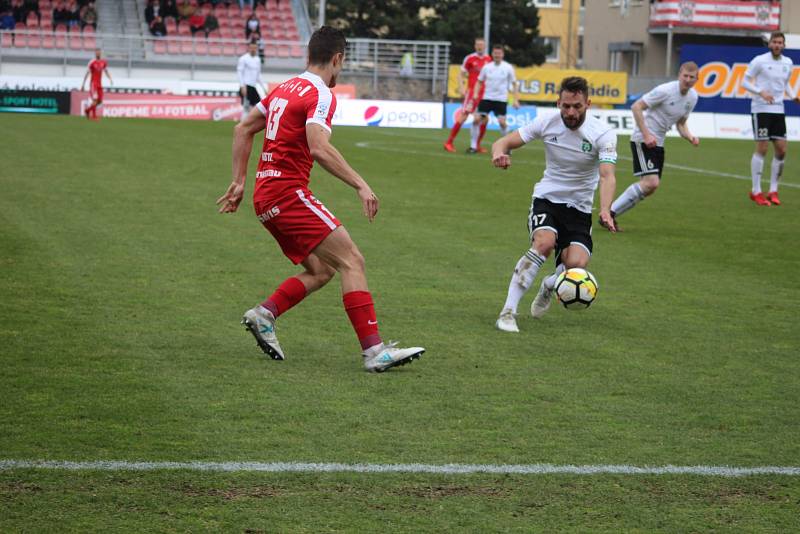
[1,460,798,476]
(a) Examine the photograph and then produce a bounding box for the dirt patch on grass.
[396,485,511,499]
[178,484,282,500]
[0,482,43,495]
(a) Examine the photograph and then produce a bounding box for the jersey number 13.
[266,98,289,140]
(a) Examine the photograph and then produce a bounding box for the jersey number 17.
[266,98,288,140]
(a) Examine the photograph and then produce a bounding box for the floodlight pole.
[318,0,326,28]
[484,0,491,50]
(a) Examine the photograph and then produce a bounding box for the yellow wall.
[536,0,581,70]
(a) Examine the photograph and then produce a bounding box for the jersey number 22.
[266,98,288,140]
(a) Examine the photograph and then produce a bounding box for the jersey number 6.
[266,97,289,140]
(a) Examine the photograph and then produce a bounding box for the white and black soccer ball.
[555,268,598,310]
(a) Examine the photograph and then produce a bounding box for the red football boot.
[767,191,781,206]
[443,141,456,153]
[476,146,488,154]
[749,192,772,206]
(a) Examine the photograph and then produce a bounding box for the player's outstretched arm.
[104,69,113,85]
[491,131,525,169]
[598,163,617,233]
[676,117,699,146]
[217,106,265,213]
[80,70,89,91]
[307,123,379,222]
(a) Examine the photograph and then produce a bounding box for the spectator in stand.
[188,10,205,35]
[12,0,27,24]
[80,1,97,31]
[238,0,253,11]
[23,0,39,24]
[0,9,15,30]
[145,0,160,24]
[149,14,166,36]
[52,1,70,29]
[203,11,219,37]
[67,0,81,30]
[176,0,195,21]
[244,11,259,40]
[160,0,178,21]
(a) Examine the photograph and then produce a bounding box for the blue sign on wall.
[680,44,800,115]
[444,103,538,131]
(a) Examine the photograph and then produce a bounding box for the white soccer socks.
[611,182,646,217]
[751,153,765,194]
[770,156,784,193]
[502,248,546,314]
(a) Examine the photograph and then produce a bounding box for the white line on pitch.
[354,140,800,189]
[1,460,799,477]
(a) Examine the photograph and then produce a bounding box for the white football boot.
[241,306,285,360]
[363,342,424,373]
[495,308,519,333]
[531,281,553,319]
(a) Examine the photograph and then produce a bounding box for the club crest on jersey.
[581,139,592,152]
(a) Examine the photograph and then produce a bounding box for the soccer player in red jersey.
[443,37,491,153]
[217,26,425,373]
[80,48,112,120]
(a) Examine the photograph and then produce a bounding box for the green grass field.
[1,113,799,531]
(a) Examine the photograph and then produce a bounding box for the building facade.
[532,0,584,69]
[583,0,800,83]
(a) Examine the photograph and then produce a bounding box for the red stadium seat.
[208,42,222,55]
[69,33,82,50]
[167,38,180,54]
[27,31,42,48]
[254,4,265,16]
[219,26,232,38]
[195,41,208,55]
[41,33,54,48]
[290,45,303,57]
[83,25,95,34]
[153,39,167,54]
[2,32,13,47]
[26,12,39,27]
[277,45,289,58]
[166,18,177,34]
[180,40,194,54]
[83,35,96,50]
[222,42,235,55]
[177,22,190,35]
[13,32,27,48]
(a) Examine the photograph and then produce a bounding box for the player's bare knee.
[755,143,769,157]
[641,175,660,195]
[531,235,555,257]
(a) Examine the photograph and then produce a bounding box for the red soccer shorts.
[254,187,341,265]
[90,84,103,102]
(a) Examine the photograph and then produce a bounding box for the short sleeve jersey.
[88,59,107,86]
[518,112,617,214]
[253,71,336,202]
[745,52,795,114]
[461,52,492,92]
[478,60,516,102]
[631,80,698,146]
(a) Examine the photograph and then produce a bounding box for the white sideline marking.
[354,140,800,189]
[1,460,799,477]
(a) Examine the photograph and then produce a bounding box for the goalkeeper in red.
[217,26,424,372]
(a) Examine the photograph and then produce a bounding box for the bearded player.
[80,48,112,120]
[443,37,491,153]
[217,26,425,372]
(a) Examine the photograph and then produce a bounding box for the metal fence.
[1,30,450,94]
[344,38,451,96]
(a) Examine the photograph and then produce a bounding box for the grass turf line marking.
[354,140,800,189]
[1,460,799,477]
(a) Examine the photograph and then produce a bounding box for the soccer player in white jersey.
[742,31,800,206]
[604,62,700,229]
[490,77,618,332]
[470,44,519,154]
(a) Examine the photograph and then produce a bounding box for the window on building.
[541,36,560,63]
[533,0,562,7]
